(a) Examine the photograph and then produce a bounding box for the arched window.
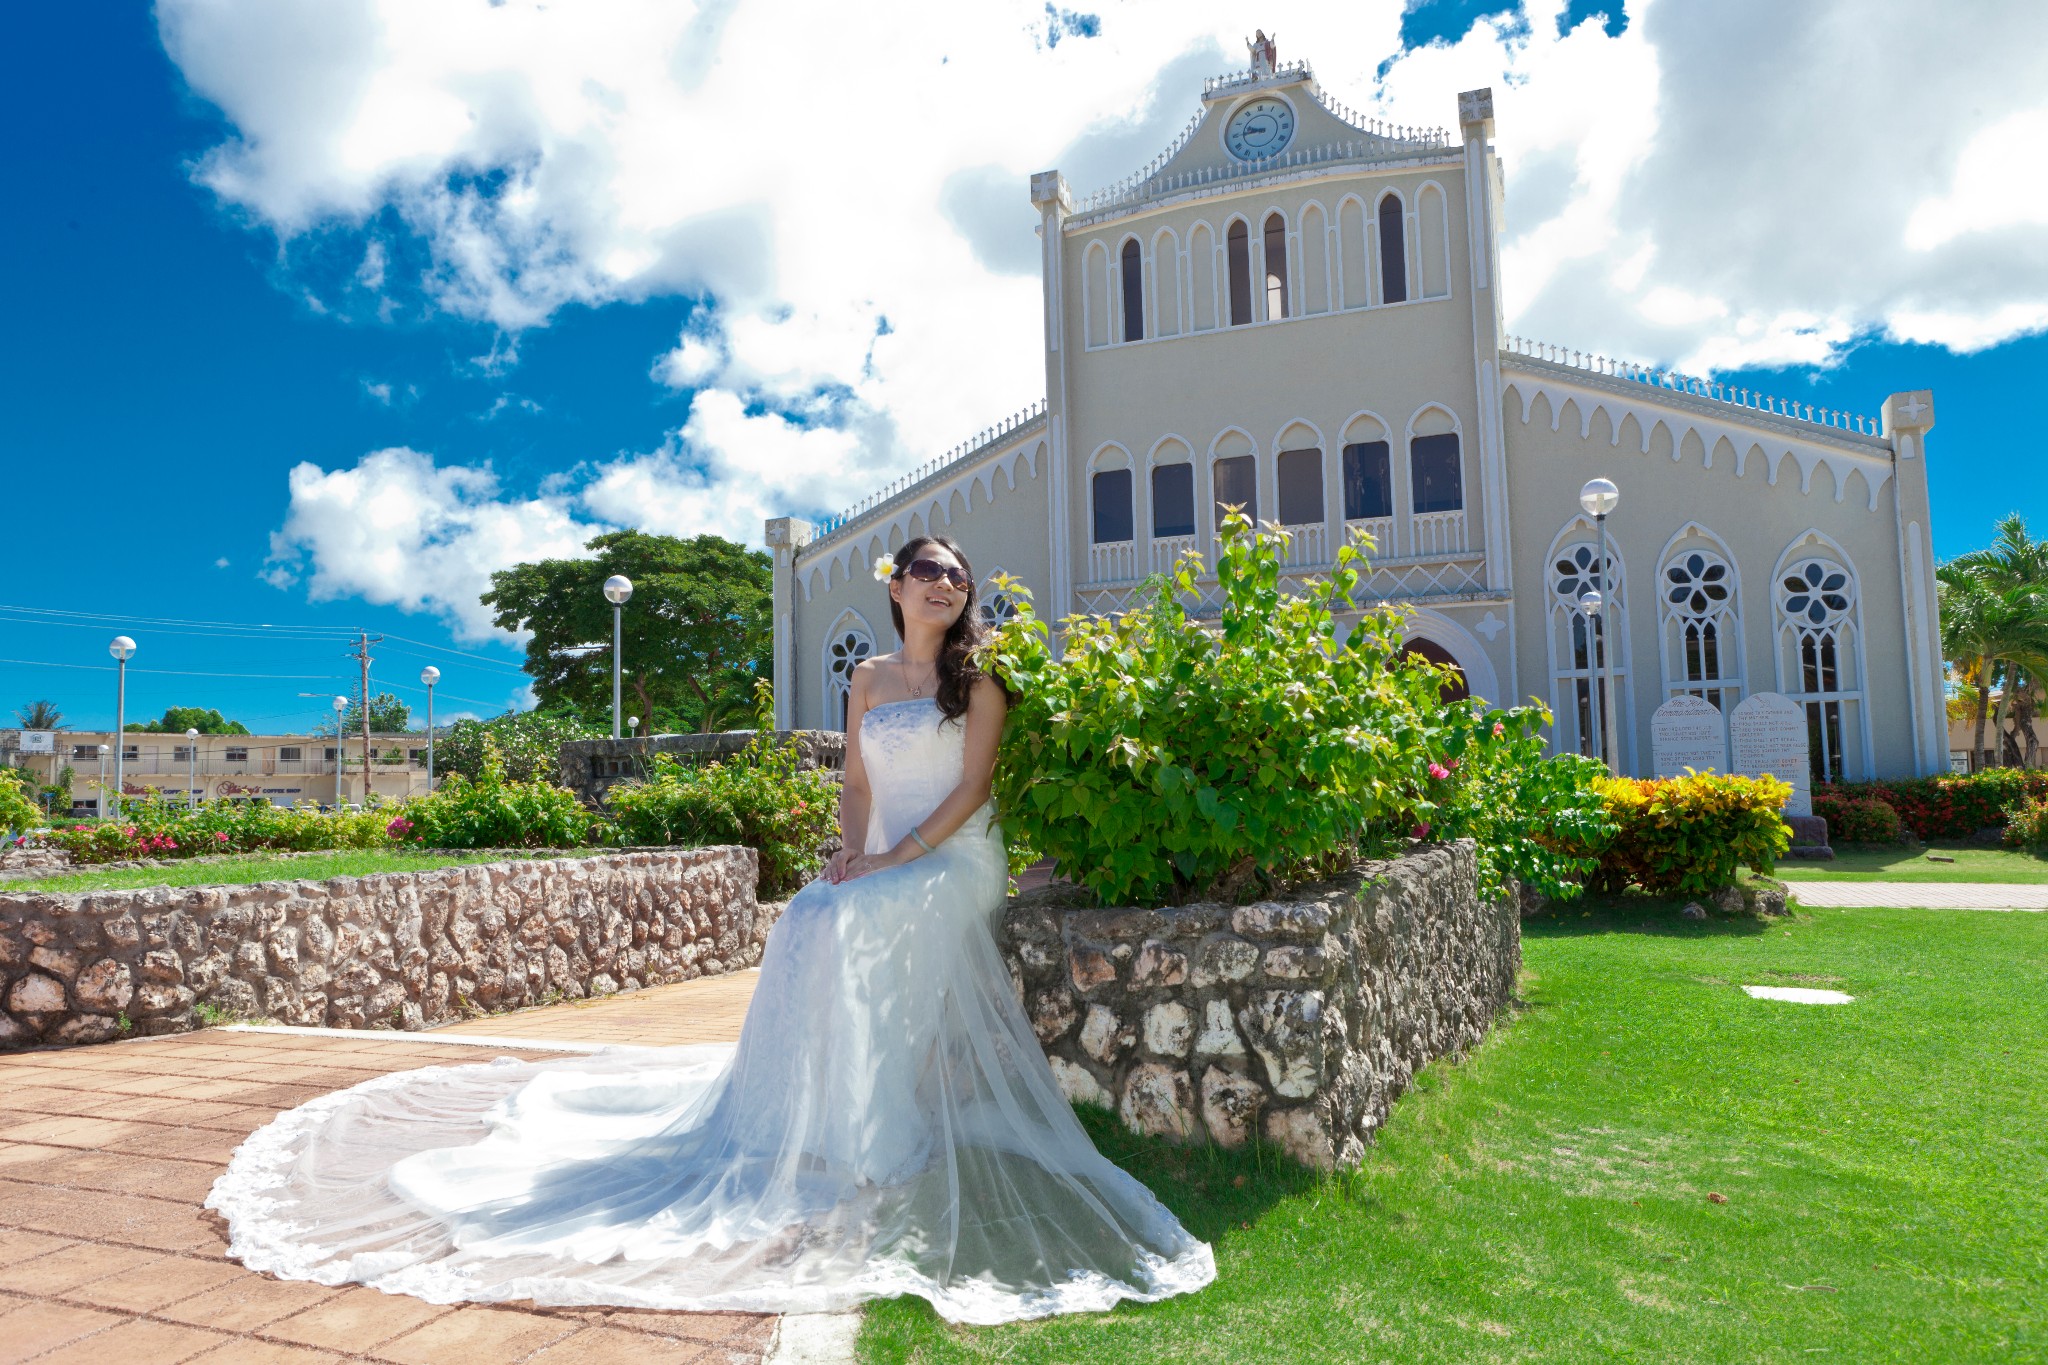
[1378,193,1407,304]
[1547,531,1628,766]
[1092,468,1134,544]
[1213,454,1257,526]
[1342,440,1392,520]
[1227,220,1253,326]
[1410,432,1462,513]
[1658,528,1743,720]
[1089,451,1136,583]
[1120,238,1144,342]
[1263,212,1290,320]
[1774,538,1864,784]
[1084,241,1110,347]
[824,613,875,731]
[980,571,1019,629]
[1276,448,1322,526]
[1152,463,1195,538]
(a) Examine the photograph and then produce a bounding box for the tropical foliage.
[1588,771,1793,896]
[13,700,64,730]
[0,766,41,835]
[342,691,413,733]
[1811,792,1904,845]
[37,793,398,864]
[984,512,1609,908]
[1816,769,2048,840]
[483,530,772,734]
[396,745,596,850]
[1940,513,2048,769]
[125,706,251,735]
[434,708,603,784]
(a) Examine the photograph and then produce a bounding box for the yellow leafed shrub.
[1589,771,1793,895]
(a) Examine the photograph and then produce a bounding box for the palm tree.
[1941,515,2048,767]
[13,700,65,730]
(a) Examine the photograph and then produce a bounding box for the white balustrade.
[1343,517,1395,558]
[1151,534,1196,574]
[1280,521,1328,568]
[1409,509,1468,556]
[1089,539,1138,584]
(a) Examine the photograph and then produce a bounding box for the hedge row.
[1814,769,2048,840]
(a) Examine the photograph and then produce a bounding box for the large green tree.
[483,531,771,734]
[344,692,413,734]
[13,700,65,730]
[127,706,251,735]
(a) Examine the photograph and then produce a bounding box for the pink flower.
[1412,823,1431,839]
[1427,762,1451,780]
[1492,721,1506,738]
[215,832,229,843]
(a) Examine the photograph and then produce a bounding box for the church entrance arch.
[1390,607,1498,706]
[1398,638,1470,702]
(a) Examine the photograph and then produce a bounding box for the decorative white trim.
[1770,529,1874,782]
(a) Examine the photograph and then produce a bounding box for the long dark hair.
[887,535,988,723]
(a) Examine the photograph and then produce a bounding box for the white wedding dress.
[208,698,1215,1324]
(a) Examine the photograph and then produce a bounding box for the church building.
[764,39,1947,784]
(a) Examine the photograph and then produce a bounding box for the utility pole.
[346,630,383,804]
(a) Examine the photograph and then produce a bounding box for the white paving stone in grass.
[1787,882,2048,910]
[1743,985,1854,1005]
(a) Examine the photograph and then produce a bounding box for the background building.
[1,729,433,812]
[766,45,1946,784]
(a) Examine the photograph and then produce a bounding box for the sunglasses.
[898,557,973,592]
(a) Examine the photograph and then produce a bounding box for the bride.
[208,535,1215,1324]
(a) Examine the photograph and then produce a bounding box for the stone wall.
[0,848,766,1049]
[560,730,845,806]
[999,840,1518,1170]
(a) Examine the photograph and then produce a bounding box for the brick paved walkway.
[0,971,787,1364]
[1787,881,2048,910]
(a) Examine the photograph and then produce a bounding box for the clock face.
[1224,97,1295,162]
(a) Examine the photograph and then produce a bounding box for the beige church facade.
[765,49,1946,784]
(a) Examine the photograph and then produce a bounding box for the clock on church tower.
[1223,97,1294,162]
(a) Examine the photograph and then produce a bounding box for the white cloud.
[164,0,2048,628]
[264,447,600,639]
[214,557,231,569]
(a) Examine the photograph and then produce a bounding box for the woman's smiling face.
[890,543,970,633]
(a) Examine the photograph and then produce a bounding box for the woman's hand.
[827,841,920,883]
[823,848,855,883]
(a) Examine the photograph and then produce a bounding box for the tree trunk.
[2015,675,2040,769]
[1993,672,2015,767]
[1972,682,1992,772]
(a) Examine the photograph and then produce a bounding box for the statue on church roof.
[1247,30,1277,77]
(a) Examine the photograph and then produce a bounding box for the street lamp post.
[1577,590,1605,765]
[96,745,108,820]
[108,636,135,819]
[627,715,639,738]
[332,695,349,808]
[420,667,440,789]
[1578,478,1622,775]
[603,575,634,741]
[185,727,200,810]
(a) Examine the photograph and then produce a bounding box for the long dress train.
[206,697,1215,1324]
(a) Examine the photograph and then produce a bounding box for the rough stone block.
[1200,1065,1263,1147]
[1119,1062,1197,1140]
[1142,1000,1193,1058]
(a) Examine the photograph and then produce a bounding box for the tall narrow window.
[1342,441,1393,520]
[1263,212,1290,320]
[1227,221,1253,325]
[1152,464,1195,538]
[825,616,875,731]
[1549,540,1626,765]
[1276,448,1322,525]
[1092,468,1134,543]
[1378,193,1407,304]
[1119,239,1144,342]
[1658,534,1743,722]
[1213,454,1257,525]
[1775,547,1862,785]
[1409,433,1462,512]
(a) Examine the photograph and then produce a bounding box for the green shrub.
[1816,769,2048,840]
[984,512,1604,908]
[2003,795,2048,852]
[1813,793,1904,844]
[434,708,602,785]
[399,744,595,850]
[1591,772,1793,895]
[0,766,41,837]
[38,793,399,864]
[606,733,840,897]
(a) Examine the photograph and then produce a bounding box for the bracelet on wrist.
[908,827,937,855]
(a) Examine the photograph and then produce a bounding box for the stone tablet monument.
[1730,692,1812,816]
[1651,694,1726,778]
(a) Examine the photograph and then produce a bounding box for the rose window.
[828,630,872,685]
[1778,560,1852,627]
[1664,551,1732,618]
[1551,544,1617,605]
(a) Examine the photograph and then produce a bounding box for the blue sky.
[3,1,2043,732]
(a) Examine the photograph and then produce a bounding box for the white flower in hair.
[872,554,897,582]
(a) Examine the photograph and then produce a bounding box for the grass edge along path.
[1774,843,2048,884]
[857,898,2048,1363]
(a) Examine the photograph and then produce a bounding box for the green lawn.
[1775,844,2048,883]
[3,847,594,894]
[859,898,2048,1363]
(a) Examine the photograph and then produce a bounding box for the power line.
[0,657,340,680]
[0,603,361,635]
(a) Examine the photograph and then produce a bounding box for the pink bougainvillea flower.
[1492,721,1506,738]
[1412,823,1431,839]
[1427,762,1451,780]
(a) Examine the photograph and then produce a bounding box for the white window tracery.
[1773,537,1866,784]
[823,612,875,731]
[1656,528,1744,723]
[1546,527,1630,768]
